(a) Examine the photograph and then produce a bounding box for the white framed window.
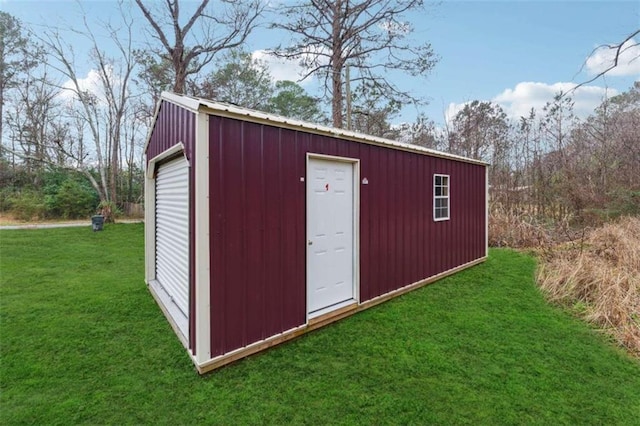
[433,174,449,221]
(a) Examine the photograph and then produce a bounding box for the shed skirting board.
[193,256,487,374]
[358,256,487,311]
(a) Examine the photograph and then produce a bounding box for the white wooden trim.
[146,143,187,176]
[143,95,201,153]
[194,111,211,363]
[144,160,156,283]
[161,91,201,113]
[148,279,189,347]
[145,142,187,284]
[305,153,360,324]
[485,166,489,256]
[353,159,361,305]
[306,152,358,163]
[433,173,450,222]
[308,299,356,320]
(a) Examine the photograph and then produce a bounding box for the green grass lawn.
[1,224,639,425]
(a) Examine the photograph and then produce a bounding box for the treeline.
[1,0,436,221]
[396,85,640,230]
[1,4,638,229]
[0,7,327,221]
[0,166,101,220]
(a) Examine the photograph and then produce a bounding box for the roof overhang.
[145,91,489,167]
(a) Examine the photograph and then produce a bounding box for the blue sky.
[3,0,639,125]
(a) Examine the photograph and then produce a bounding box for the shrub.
[9,190,46,221]
[39,169,99,219]
[0,187,16,212]
[610,189,640,217]
[48,179,98,219]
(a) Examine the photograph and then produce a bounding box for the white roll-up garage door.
[155,156,190,321]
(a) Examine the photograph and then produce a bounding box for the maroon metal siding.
[145,101,197,351]
[208,116,486,358]
[146,101,196,162]
[209,119,307,356]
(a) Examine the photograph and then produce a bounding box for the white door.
[155,156,190,324]
[307,157,356,315]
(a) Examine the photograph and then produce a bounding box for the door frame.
[306,153,360,322]
[145,142,187,284]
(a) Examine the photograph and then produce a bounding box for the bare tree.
[36,8,138,219]
[273,0,438,128]
[568,83,640,216]
[135,0,264,94]
[4,66,60,181]
[133,49,174,117]
[573,29,640,91]
[402,113,442,150]
[447,100,510,162]
[0,12,41,153]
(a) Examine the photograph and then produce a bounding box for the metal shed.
[144,92,488,374]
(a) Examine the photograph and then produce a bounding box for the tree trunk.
[173,44,186,94]
[0,88,4,149]
[110,131,118,208]
[173,61,186,93]
[332,68,343,128]
[331,1,343,128]
[128,131,135,202]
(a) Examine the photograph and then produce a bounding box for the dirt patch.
[0,212,142,227]
[0,212,86,226]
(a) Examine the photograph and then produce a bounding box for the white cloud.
[444,102,466,123]
[585,38,640,77]
[446,81,618,122]
[494,82,617,119]
[252,47,331,85]
[58,66,129,109]
[59,68,113,105]
[252,50,311,85]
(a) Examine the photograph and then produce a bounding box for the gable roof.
[145,91,489,167]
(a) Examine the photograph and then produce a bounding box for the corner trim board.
[194,112,211,363]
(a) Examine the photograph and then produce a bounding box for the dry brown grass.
[537,217,640,357]
[489,204,562,248]
[489,203,590,249]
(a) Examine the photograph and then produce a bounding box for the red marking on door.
[325,183,329,191]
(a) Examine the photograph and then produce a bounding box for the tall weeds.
[488,204,575,249]
[489,205,547,248]
[536,217,640,357]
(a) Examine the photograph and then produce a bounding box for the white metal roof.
[150,91,489,167]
